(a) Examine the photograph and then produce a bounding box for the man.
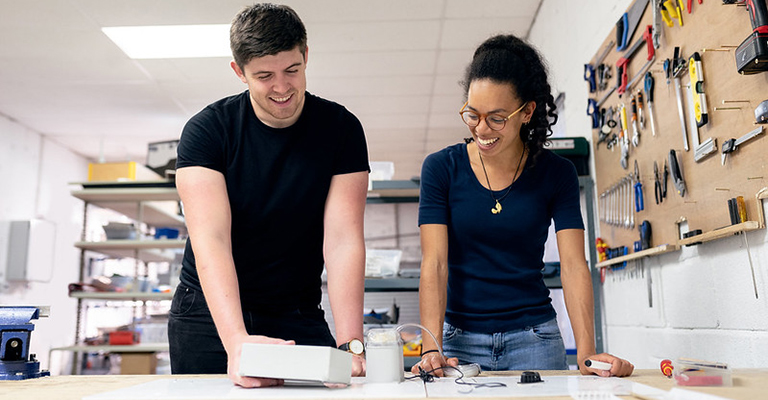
[169,3,369,387]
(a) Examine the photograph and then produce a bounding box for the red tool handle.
[616,57,629,95]
[747,0,768,34]
[643,25,655,60]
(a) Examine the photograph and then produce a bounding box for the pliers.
[654,161,663,204]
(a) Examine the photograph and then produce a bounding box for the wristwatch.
[338,338,365,356]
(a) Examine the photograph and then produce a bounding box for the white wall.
[528,0,768,368]
[0,114,88,374]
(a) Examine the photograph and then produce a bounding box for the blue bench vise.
[0,306,50,380]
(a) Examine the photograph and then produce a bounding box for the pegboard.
[588,0,768,250]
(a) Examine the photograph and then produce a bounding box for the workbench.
[1,369,767,400]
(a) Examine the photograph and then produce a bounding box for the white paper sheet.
[83,377,427,400]
[421,376,668,398]
[83,375,678,400]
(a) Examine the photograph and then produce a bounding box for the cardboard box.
[120,353,157,375]
[88,161,163,182]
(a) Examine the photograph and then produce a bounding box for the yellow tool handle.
[620,104,628,131]
[664,1,678,18]
[737,196,747,223]
[660,8,673,27]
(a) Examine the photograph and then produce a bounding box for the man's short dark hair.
[230,3,307,68]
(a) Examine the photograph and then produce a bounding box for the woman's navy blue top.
[419,143,584,333]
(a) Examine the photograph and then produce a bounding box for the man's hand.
[578,353,634,377]
[352,354,366,377]
[227,334,295,387]
[410,352,459,377]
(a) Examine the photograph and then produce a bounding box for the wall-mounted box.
[3,219,56,282]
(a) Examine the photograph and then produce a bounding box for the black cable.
[410,366,507,388]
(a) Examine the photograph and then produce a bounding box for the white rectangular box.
[239,344,352,385]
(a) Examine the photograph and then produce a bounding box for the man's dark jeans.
[168,282,336,374]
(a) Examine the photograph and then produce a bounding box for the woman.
[413,34,633,377]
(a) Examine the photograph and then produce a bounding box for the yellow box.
[88,161,162,182]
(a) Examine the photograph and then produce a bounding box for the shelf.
[69,291,173,301]
[75,239,185,262]
[543,275,563,289]
[596,244,680,268]
[677,220,761,247]
[72,187,184,228]
[71,186,179,202]
[367,180,419,203]
[595,222,762,268]
[362,276,563,290]
[364,278,419,292]
[51,343,169,353]
[77,180,176,189]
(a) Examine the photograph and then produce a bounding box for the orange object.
[661,359,674,377]
[109,330,139,345]
[402,342,421,357]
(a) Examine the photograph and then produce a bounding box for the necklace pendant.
[491,200,502,214]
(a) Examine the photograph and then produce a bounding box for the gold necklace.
[477,146,526,215]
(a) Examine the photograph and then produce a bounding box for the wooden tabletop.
[1,369,766,400]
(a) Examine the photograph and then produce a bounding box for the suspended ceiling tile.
[308,51,438,78]
[310,20,442,53]
[439,18,533,50]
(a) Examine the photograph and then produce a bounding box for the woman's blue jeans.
[441,318,568,371]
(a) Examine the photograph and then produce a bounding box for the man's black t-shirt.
[176,91,369,312]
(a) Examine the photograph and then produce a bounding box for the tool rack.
[587,0,768,268]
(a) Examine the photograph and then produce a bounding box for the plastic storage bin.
[365,249,402,278]
[672,358,732,387]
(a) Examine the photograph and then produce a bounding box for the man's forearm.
[196,250,248,352]
[326,244,365,344]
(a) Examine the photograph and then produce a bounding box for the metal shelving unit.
[66,181,183,374]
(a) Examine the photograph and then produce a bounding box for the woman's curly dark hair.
[461,34,558,166]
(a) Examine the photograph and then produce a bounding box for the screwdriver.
[631,95,640,147]
[644,72,657,136]
[637,90,646,130]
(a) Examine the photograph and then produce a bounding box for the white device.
[365,328,404,383]
[239,344,352,385]
[585,359,612,371]
[443,363,481,378]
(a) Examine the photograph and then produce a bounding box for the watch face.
[349,339,364,355]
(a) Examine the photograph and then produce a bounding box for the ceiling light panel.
[102,24,230,59]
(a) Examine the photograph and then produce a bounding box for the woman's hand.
[579,353,634,377]
[410,352,459,377]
